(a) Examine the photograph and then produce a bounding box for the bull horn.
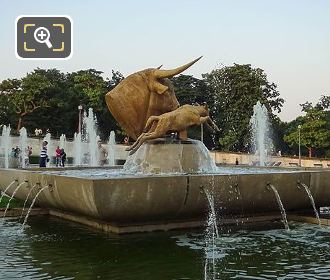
[157,64,163,69]
[154,56,202,78]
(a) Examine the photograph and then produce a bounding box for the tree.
[171,74,212,105]
[65,69,114,139]
[66,69,108,109]
[284,99,330,158]
[0,69,66,132]
[98,70,125,140]
[0,79,18,127]
[203,64,284,152]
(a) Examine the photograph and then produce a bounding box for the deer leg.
[207,117,220,132]
[178,130,188,140]
[200,116,219,132]
[129,130,165,155]
[126,132,149,151]
[204,121,215,132]
[200,116,209,125]
[144,116,159,132]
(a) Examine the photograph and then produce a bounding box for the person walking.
[60,148,67,167]
[55,146,61,167]
[39,141,49,168]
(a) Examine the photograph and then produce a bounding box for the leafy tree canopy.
[203,64,284,152]
[284,96,330,157]
[0,68,124,139]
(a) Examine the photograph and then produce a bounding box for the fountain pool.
[0,164,329,233]
[1,217,330,279]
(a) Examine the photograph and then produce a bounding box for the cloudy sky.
[1,0,329,121]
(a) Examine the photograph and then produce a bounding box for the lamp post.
[298,125,301,167]
[78,105,83,133]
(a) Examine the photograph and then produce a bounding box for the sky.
[1,0,329,121]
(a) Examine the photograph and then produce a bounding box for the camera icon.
[16,15,72,60]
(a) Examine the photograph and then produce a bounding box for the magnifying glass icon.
[34,27,53,48]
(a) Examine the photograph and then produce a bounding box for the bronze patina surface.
[105,57,202,140]
[127,104,220,155]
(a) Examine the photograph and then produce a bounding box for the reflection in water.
[1,218,330,279]
[0,217,201,280]
[175,222,330,279]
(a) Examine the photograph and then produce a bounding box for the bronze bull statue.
[105,57,202,140]
[126,104,220,155]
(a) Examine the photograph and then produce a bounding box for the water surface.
[1,218,330,279]
[38,166,298,179]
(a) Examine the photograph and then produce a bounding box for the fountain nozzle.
[266,182,272,191]
[48,184,55,192]
[297,180,302,189]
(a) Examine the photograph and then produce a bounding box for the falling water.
[0,180,17,204]
[204,189,219,238]
[19,184,38,221]
[43,133,51,167]
[19,127,28,168]
[59,134,67,151]
[21,186,48,228]
[82,108,100,166]
[250,101,272,166]
[300,183,321,226]
[124,139,217,173]
[73,132,82,166]
[202,176,219,280]
[1,125,11,169]
[268,184,289,230]
[3,181,27,218]
[107,131,116,166]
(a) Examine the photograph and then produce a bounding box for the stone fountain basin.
[0,167,330,227]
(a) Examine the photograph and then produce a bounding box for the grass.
[0,195,25,208]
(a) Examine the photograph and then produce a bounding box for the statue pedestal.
[123,138,216,174]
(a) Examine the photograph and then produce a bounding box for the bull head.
[105,56,202,140]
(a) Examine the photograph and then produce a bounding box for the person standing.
[98,141,108,166]
[60,148,67,167]
[23,146,32,167]
[55,146,61,167]
[14,146,20,158]
[39,141,48,168]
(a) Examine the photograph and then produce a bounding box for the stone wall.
[209,151,330,168]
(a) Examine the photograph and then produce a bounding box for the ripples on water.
[175,222,330,279]
[1,218,330,279]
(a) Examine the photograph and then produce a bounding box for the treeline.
[0,68,124,140]
[0,64,329,158]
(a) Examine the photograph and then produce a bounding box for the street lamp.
[78,105,83,133]
[298,125,301,167]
